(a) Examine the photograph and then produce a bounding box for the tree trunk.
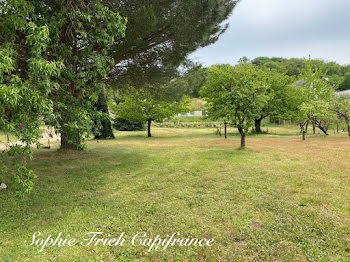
[346,119,350,137]
[301,125,306,141]
[224,121,227,139]
[312,122,316,134]
[147,119,152,137]
[94,88,115,139]
[216,127,221,136]
[337,120,339,133]
[254,118,262,133]
[305,120,309,133]
[238,127,246,148]
[317,125,329,135]
[60,129,82,150]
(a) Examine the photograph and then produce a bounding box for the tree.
[238,56,249,64]
[0,4,63,196]
[116,87,189,137]
[296,60,336,138]
[251,56,350,86]
[167,63,208,98]
[201,64,270,147]
[107,0,238,87]
[1,0,128,150]
[254,70,294,133]
[95,0,239,138]
[331,94,350,137]
[301,100,336,135]
[339,73,350,91]
[93,87,115,139]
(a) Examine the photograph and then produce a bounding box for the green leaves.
[330,94,350,136]
[107,0,237,88]
[201,63,270,132]
[116,87,189,126]
[0,10,64,196]
[26,23,50,56]
[0,48,14,81]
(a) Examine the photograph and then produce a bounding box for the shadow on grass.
[0,145,147,231]
[112,129,302,141]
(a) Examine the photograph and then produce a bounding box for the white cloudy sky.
[190,0,350,66]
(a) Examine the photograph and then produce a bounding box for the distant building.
[178,110,206,117]
[294,80,307,86]
[336,89,350,96]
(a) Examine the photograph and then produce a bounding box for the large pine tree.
[95,0,239,139]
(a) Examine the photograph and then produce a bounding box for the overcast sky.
[190,0,350,66]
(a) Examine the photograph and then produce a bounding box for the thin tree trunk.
[224,121,227,139]
[240,133,246,147]
[254,118,262,133]
[313,122,316,134]
[346,119,350,137]
[301,125,306,141]
[147,119,152,137]
[215,126,221,136]
[238,127,246,148]
[337,120,339,133]
[305,120,309,133]
[317,125,329,135]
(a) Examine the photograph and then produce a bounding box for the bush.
[113,118,145,131]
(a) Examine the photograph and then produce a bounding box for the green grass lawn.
[1,128,350,261]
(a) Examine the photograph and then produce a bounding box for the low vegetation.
[1,127,349,261]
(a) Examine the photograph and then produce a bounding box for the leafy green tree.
[254,70,295,133]
[238,56,249,64]
[116,87,189,137]
[251,56,349,85]
[251,57,273,67]
[92,86,115,139]
[263,61,282,72]
[1,0,127,150]
[301,100,336,135]
[297,60,336,138]
[339,73,350,91]
[201,64,270,147]
[330,94,350,137]
[0,3,63,196]
[167,64,208,98]
[323,62,341,76]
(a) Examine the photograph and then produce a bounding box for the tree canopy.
[201,63,270,147]
[251,56,350,91]
[115,86,189,137]
[107,0,239,87]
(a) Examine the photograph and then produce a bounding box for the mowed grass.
[1,127,350,261]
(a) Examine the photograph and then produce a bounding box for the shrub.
[113,118,145,131]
